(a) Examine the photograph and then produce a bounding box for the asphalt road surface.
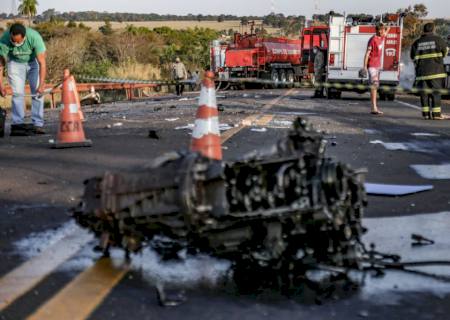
[1,88,450,320]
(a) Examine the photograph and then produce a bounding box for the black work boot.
[422,107,430,119]
[32,126,46,134]
[432,107,443,120]
[10,124,35,136]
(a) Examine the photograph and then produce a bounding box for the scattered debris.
[218,105,225,112]
[113,122,123,127]
[241,119,253,126]
[331,141,337,147]
[411,132,439,137]
[170,105,177,109]
[411,164,450,180]
[165,118,180,122]
[175,124,195,131]
[411,234,435,246]
[178,98,190,101]
[358,310,369,318]
[364,129,379,135]
[364,183,433,196]
[148,130,160,140]
[370,140,409,151]
[250,127,268,133]
[154,107,163,112]
[272,120,293,127]
[175,123,232,132]
[156,283,187,307]
[219,124,233,131]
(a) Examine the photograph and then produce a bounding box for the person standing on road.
[312,46,326,98]
[363,23,388,115]
[411,23,448,120]
[0,23,47,135]
[172,57,187,96]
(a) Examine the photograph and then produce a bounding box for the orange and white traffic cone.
[190,71,222,160]
[50,69,92,149]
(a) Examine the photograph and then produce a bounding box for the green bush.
[73,60,112,79]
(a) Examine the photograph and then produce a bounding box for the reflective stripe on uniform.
[422,106,430,112]
[416,73,447,81]
[414,52,443,60]
[432,107,441,113]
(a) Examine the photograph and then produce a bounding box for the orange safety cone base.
[50,139,92,149]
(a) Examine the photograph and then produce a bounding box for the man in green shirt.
[0,23,47,135]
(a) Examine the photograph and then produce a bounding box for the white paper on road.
[361,212,450,304]
[175,123,233,131]
[365,183,434,196]
[411,164,450,180]
[411,132,440,137]
[250,127,268,133]
[370,140,409,151]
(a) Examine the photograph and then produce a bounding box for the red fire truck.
[211,15,403,97]
[326,14,404,100]
[210,24,328,88]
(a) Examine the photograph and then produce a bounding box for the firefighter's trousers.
[417,78,445,119]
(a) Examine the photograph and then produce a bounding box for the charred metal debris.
[73,118,450,290]
[73,118,367,285]
[74,118,370,287]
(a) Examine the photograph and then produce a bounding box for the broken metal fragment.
[411,233,435,246]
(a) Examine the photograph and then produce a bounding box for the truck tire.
[387,93,395,101]
[271,69,280,89]
[278,69,287,88]
[326,88,341,99]
[286,70,295,89]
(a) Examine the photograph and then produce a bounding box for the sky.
[3,0,449,18]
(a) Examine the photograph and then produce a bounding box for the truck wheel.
[271,69,280,89]
[387,93,395,101]
[278,69,287,88]
[326,88,341,99]
[286,70,295,89]
[326,88,333,99]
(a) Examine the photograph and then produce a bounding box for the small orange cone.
[190,71,222,160]
[71,75,85,122]
[50,69,92,149]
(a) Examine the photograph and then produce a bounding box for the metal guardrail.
[3,74,448,109]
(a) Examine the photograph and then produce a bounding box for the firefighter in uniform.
[410,23,448,120]
[313,46,326,98]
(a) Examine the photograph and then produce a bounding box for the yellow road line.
[255,114,275,126]
[221,114,259,143]
[0,230,91,312]
[221,89,295,143]
[27,258,129,320]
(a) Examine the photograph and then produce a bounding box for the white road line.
[396,100,421,111]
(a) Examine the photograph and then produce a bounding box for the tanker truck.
[210,23,328,89]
